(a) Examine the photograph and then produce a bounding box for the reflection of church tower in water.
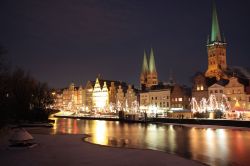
[205,1,227,80]
[140,48,158,89]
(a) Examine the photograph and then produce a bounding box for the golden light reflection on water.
[144,124,168,150]
[205,128,216,164]
[92,121,108,145]
[189,127,200,159]
[216,129,228,158]
[189,127,230,165]
[168,125,176,152]
[51,118,250,166]
[67,118,72,133]
[50,117,58,134]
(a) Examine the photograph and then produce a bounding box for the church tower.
[205,1,227,80]
[147,48,158,88]
[140,48,158,89]
[140,50,149,88]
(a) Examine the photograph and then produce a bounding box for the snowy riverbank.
[0,132,205,166]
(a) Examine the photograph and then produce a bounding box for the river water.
[45,118,250,166]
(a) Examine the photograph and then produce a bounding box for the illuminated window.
[200,85,204,91]
[175,98,178,102]
[197,86,200,91]
[178,98,183,101]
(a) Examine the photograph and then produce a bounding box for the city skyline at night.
[1,0,249,88]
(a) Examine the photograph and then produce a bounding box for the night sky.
[1,0,250,88]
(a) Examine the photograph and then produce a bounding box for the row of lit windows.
[151,102,169,107]
[196,85,204,91]
[151,96,169,100]
[208,70,218,74]
[172,104,183,108]
[171,97,183,102]
[210,90,223,94]
[209,53,225,57]
[226,89,242,94]
[228,97,243,102]
[209,60,225,65]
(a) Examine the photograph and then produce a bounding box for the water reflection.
[167,125,176,153]
[50,118,250,166]
[93,121,107,145]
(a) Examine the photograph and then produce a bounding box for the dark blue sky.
[1,0,250,88]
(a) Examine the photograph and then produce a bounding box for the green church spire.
[149,48,156,73]
[210,1,222,42]
[141,50,149,74]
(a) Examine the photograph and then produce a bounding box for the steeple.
[210,1,222,43]
[141,50,149,74]
[149,48,157,73]
[94,77,100,89]
[205,0,227,80]
[140,50,149,88]
[146,47,158,88]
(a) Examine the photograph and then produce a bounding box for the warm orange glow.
[93,121,108,145]
[92,78,109,110]
[235,100,240,108]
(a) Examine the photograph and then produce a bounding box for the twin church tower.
[140,48,158,89]
[140,1,228,88]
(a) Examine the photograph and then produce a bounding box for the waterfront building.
[85,81,93,111]
[116,85,125,110]
[208,80,228,101]
[140,48,158,89]
[192,73,212,102]
[192,3,227,101]
[92,78,109,111]
[170,84,191,110]
[60,83,85,111]
[139,86,171,115]
[84,76,138,112]
[125,85,138,112]
[52,90,63,110]
[169,84,192,118]
[52,75,137,113]
[224,77,250,111]
[247,87,250,112]
[109,82,117,105]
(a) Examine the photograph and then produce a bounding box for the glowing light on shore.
[92,79,109,111]
[191,94,231,113]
